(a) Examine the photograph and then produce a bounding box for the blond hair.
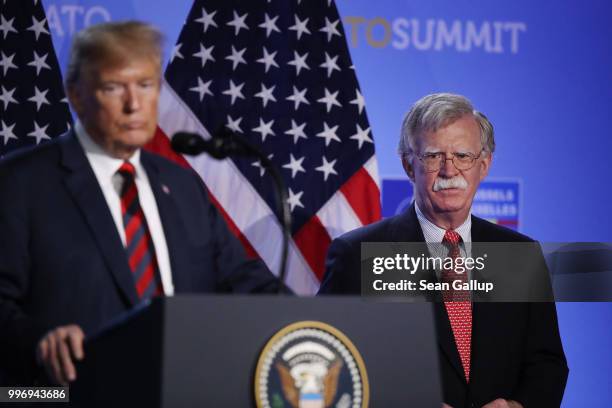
[65,20,163,87]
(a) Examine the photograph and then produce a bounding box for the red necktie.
[441,229,472,381]
[117,161,163,300]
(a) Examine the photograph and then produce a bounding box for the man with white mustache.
[319,93,567,408]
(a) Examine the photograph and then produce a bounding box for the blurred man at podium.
[0,21,282,386]
[319,94,568,407]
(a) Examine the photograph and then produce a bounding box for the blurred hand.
[36,324,85,385]
[482,399,523,408]
[442,404,454,408]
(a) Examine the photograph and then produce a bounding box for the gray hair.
[65,21,164,88]
[398,93,495,157]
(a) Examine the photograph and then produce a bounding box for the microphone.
[171,129,252,159]
[171,129,293,295]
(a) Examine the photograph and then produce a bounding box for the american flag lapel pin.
[161,184,171,195]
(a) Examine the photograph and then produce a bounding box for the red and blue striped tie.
[117,161,163,300]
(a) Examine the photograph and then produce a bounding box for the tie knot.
[443,229,462,245]
[118,161,136,179]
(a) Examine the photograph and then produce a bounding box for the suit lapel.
[59,132,139,307]
[468,215,490,384]
[140,152,190,292]
[398,204,466,381]
[389,204,426,242]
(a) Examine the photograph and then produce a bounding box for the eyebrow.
[422,147,476,154]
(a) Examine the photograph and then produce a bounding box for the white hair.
[398,93,495,157]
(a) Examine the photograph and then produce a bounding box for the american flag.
[0,0,72,157]
[148,0,381,294]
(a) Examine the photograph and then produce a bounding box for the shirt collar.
[414,200,472,243]
[74,121,143,182]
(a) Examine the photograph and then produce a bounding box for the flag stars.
[315,156,338,181]
[288,15,310,40]
[0,120,17,145]
[27,121,51,144]
[259,13,280,37]
[287,51,310,76]
[316,122,341,146]
[282,154,306,178]
[193,43,215,67]
[189,77,213,101]
[349,88,366,114]
[28,86,50,111]
[319,52,341,78]
[0,15,18,40]
[252,118,276,142]
[256,47,279,73]
[227,11,249,36]
[252,153,274,177]
[0,51,17,75]
[349,124,373,149]
[286,86,310,110]
[285,120,307,144]
[222,79,245,105]
[287,188,305,212]
[317,88,342,113]
[226,115,243,133]
[194,7,218,32]
[27,51,50,76]
[170,43,184,62]
[254,83,277,108]
[0,86,17,110]
[319,17,341,42]
[225,45,247,70]
[27,16,49,40]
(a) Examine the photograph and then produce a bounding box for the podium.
[73,295,441,407]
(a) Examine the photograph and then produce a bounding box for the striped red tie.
[441,229,472,381]
[117,161,163,300]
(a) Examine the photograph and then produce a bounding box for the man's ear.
[401,155,415,182]
[479,152,493,182]
[66,85,82,117]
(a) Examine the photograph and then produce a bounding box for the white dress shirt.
[414,201,473,279]
[75,122,175,295]
[414,201,472,244]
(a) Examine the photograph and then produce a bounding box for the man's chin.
[118,131,155,148]
[107,135,154,159]
[431,192,469,213]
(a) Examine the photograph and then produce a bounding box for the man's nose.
[439,154,459,176]
[123,85,141,113]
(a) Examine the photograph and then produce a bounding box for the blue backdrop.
[43,0,612,405]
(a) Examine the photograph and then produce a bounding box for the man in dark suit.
[319,93,568,407]
[0,21,282,386]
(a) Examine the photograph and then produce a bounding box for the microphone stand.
[172,130,291,294]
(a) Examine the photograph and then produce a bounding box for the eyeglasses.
[415,149,484,172]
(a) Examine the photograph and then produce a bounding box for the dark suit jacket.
[0,132,281,384]
[318,204,568,408]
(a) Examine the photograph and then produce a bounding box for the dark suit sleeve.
[194,176,289,294]
[512,301,568,407]
[0,166,48,383]
[318,237,360,295]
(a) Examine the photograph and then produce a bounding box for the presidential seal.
[254,321,369,408]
